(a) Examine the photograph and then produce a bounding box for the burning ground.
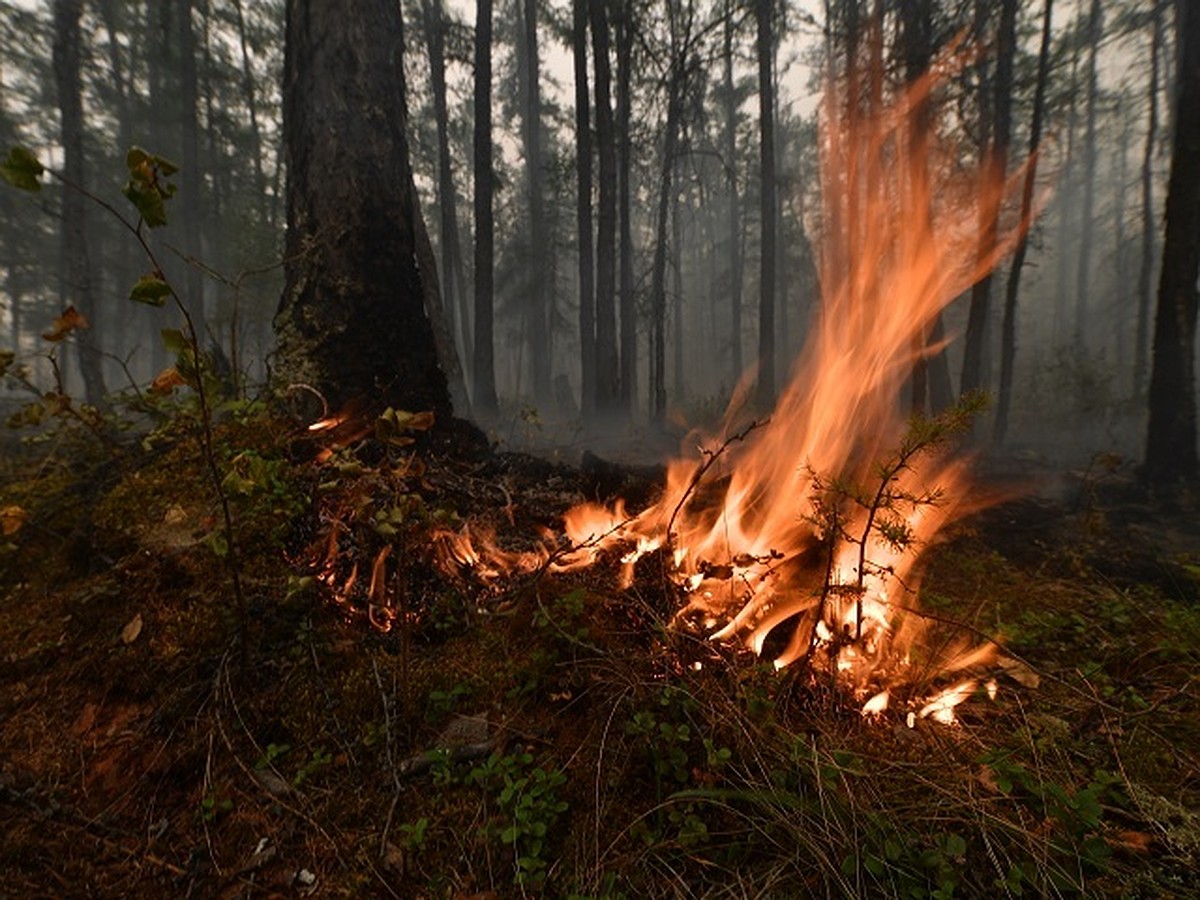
[1,410,1199,898]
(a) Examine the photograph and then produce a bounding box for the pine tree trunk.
[590,0,619,412]
[648,59,682,421]
[1134,1,1162,402]
[573,0,595,417]
[755,0,776,411]
[994,0,1052,446]
[177,0,205,327]
[616,0,636,415]
[519,0,551,407]
[275,0,449,416]
[53,0,108,407]
[472,0,497,414]
[1072,0,1103,355]
[723,0,743,385]
[1144,1,1200,483]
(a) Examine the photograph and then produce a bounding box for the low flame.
[433,55,1033,723]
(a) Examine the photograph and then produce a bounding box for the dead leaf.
[121,613,143,644]
[149,366,187,394]
[42,305,90,341]
[1110,830,1154,853]
[0,505,27,536]
[162,504,187,526]
[998,655,1041,688]
[74,702,99,736]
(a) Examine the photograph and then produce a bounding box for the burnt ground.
[1,409,1198,898]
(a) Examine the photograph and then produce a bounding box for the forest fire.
[435,60,1030,723]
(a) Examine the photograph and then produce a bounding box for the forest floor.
[1,401,1198,899]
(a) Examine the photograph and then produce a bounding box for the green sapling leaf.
[1,146,44,192]
[130,273,172,306]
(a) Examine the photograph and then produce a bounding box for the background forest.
[0,0,1191,469]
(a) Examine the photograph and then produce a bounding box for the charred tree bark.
[994,0,1052,446]
[590,0,619,412]
[755,0,776,411]
[573,0,596,416]
[53,0,107,407]
[472,0,498,414]
[275,0,449,417]
[1144,1,1200,483]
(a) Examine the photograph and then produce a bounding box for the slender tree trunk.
[472,0,498,414]
[1144,1,1200,482]
[723,0,743,384]
[961,0,1014,397]
[616,0,636,414]
[53,0,108,406]
[421,0,471,384]
[573,0,595,416]
[995,0,1052,446]
[1135,1,1162,401]
[649,58,682,421]
[755,0,776,410]
[177,0,205,328]
[1073,0,1103,355]
[672,190,684,400]
[232,0,269,225]
[590,0,619,411]
[1054,6,1082,346]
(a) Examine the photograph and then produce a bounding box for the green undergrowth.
[0,404,1197,897]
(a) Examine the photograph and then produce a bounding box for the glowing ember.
[435,54,1034,723]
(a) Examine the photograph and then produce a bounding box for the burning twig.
[665,417,769,544]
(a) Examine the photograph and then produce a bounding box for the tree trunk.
[519,0,551,407]
[472,0,497,414]
[590,0,619,412]
[1134,0,1162,402]
[616,0,636,415]
[1072,0,1103,355]
[232,0,269,226]
[422,0,471,384]
[275,0,449,417]
[1144,1,1200,483]
[573,0,595,417]
[648,58,682,421]
[755,0,776,411]
[994,0,1052,446]
[177,0,205,327]
[723,0,743,384]
[1053,11,1082,346]
[53,0,108,407]
[961,0,1013,397]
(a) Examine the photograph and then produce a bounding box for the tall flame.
[437,55,1032,719]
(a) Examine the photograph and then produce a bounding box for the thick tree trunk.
[53,0,107,407]
[573,0,595,416]
[590,0,619,412]
[755,0,776,411]
[472,0,497,414]
[1144,1,1200,482]
[994,0,1052,446]
[275,0,449,417]
[232,0,269,226]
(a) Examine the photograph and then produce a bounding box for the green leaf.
[129,273,172,306]
[160,328,189,354]
[122,180,168,227]
[1,146,44,192]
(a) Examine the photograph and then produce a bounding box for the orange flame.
[441,55,1032,721]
